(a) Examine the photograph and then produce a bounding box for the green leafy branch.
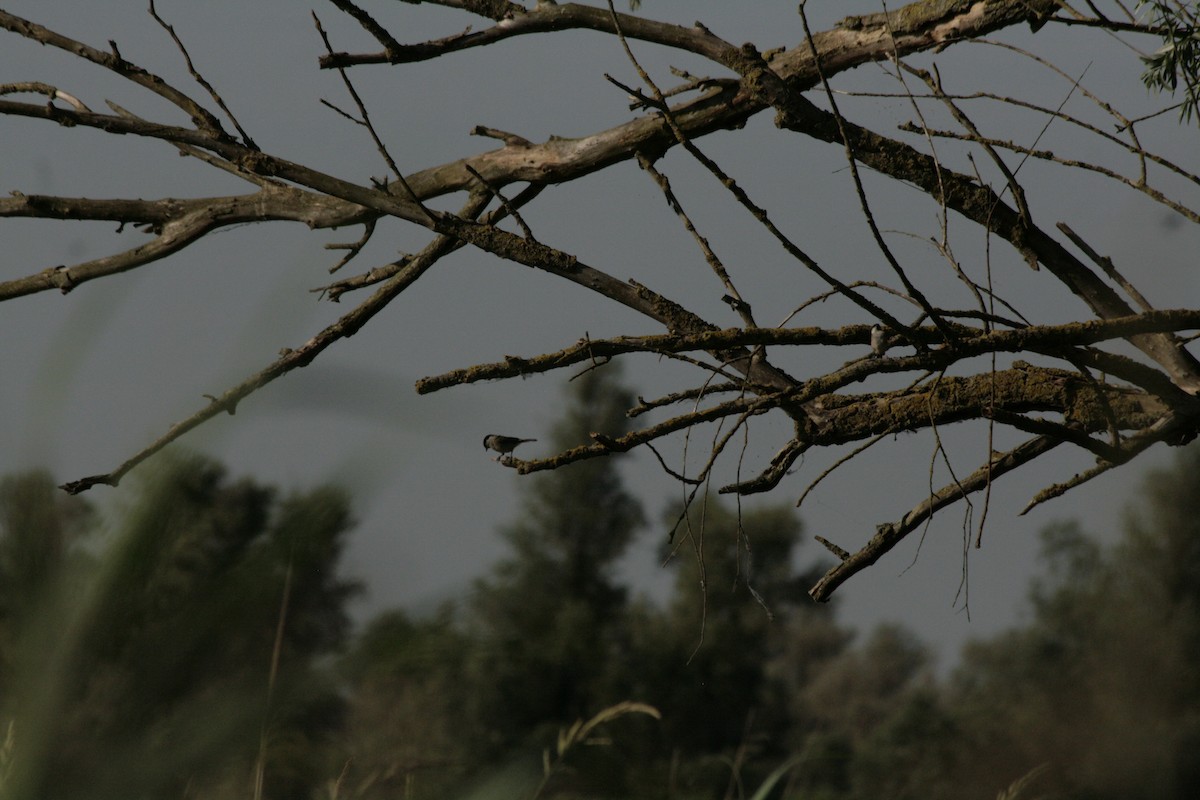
[1138,1,1200,122]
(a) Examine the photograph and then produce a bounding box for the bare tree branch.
[3,0,1197,603]
[809,434,1063,602]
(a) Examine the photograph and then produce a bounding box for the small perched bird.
[870,324,886,358]
[482,434,537,460]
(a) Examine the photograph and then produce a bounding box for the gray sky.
[2,0,1197,669]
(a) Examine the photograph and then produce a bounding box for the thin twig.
[604,1,911,341]
[635,152,756,327]
[800,2,953,341]
[1056,222,1157,312]
[59,191,495,494]
[312,11,434,221]
[630,382,743,417]
[809,435,1064,602]
[463,165,536,241]
[794,433,888,508]
[149,0,258,149]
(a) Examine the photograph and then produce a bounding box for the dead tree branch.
[3,0,1197,602]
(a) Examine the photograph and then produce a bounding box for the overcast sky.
[2,0,1197,669]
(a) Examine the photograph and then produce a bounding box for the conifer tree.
[467,366,645,745]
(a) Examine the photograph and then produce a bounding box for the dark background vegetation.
[1,370,1196,800]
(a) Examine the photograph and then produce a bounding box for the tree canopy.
[2,0,1198,600]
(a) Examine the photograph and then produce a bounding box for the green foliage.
[1138,1,1200,122]
[747,753,807,800]
[0,455,359,800]
[466,367,646,746]
[0,471,94,685]
[793,623,931,746]
[1122,444,1200,619]
[939,447,1200,800]
[335,606,477,799]
[848,689,959,800]
[630,499,815,755]
[390,365,927,799]
[333,367,847,799]
[7,386,1200,799]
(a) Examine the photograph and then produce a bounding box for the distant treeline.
[1,371,1197,799]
